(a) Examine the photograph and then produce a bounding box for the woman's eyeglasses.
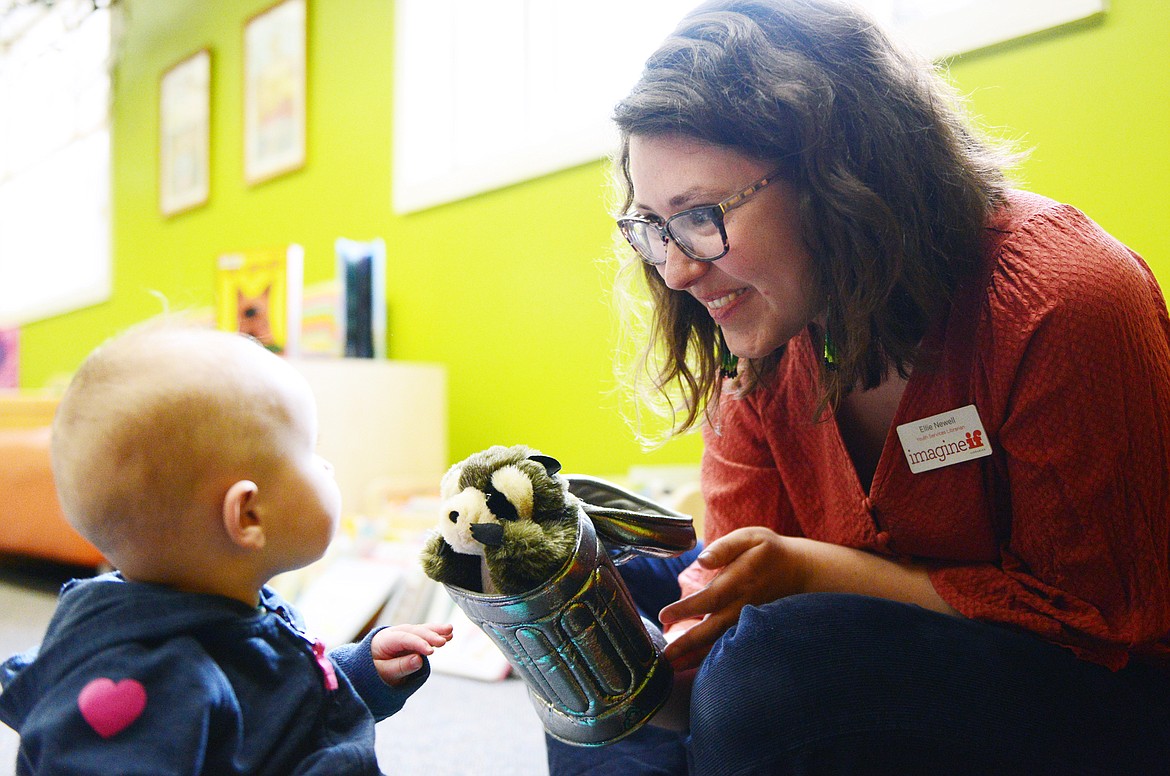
[616,170,781,265]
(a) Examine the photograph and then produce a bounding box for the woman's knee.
[691,594,865,711]
[688,595,934,751]
[687,594,1170,774]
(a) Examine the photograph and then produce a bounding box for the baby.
[0,321,451,774]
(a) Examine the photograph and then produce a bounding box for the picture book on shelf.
[216,244,303,355]
[300,278,342,357]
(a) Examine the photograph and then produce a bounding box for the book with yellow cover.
[215,245,303,355]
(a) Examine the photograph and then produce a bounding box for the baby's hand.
[370,622,453,686]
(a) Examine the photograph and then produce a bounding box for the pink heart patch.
[78,677,147,739]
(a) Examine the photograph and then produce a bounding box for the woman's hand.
[658,528,959,671]
[658,527,801,671]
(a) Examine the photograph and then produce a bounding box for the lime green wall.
[947,1,1170,273]
[16,0,1170,475]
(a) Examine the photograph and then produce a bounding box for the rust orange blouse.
[697,191,1170,671]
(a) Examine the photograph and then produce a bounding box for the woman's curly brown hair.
[611,0,1017,438]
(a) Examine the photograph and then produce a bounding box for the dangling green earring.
[718,328,739,379]
[822,329,838,371]
[822,316,838,372]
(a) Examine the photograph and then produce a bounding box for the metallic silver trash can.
[441,478,694,746]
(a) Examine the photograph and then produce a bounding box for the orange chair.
[0,395,104,568]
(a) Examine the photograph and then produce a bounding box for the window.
[392,0,691,214]
[392,0,1106,213]
[859,0,1107,60]
[0,0,112,326]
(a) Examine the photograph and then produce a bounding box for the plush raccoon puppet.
[420,445,580,595]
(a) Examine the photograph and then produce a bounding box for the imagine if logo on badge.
[895,404,993,474]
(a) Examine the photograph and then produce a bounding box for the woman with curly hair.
[548,1,1170,773]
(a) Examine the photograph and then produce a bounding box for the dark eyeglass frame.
[616,169,783,265]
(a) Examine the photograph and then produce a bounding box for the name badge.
[895,404,992,474]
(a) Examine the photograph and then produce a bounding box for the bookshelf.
[288,358,447,514]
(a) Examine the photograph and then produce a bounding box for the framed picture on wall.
[243,0,307,185]
[159,48,211,216]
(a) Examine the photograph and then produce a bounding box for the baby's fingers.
[371,630,438,661]
[400,622,454,645]
[377,653,427,686]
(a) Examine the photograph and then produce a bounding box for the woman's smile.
[700,287,750,325]
[705,288,747,310]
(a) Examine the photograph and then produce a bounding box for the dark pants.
[547,554,1170,775]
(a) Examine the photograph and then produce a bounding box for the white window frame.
[862,0,1108,60]
[392,0,1106,215]
[0,0,112,327]
[392,0,691,214]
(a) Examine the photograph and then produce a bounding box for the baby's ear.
[223,480,265,550]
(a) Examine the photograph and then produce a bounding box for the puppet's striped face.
[438,464,535,555]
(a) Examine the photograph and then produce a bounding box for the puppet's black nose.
[448,511,459,523]
[470,522,504,547]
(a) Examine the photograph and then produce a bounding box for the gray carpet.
[0,559,549,775]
